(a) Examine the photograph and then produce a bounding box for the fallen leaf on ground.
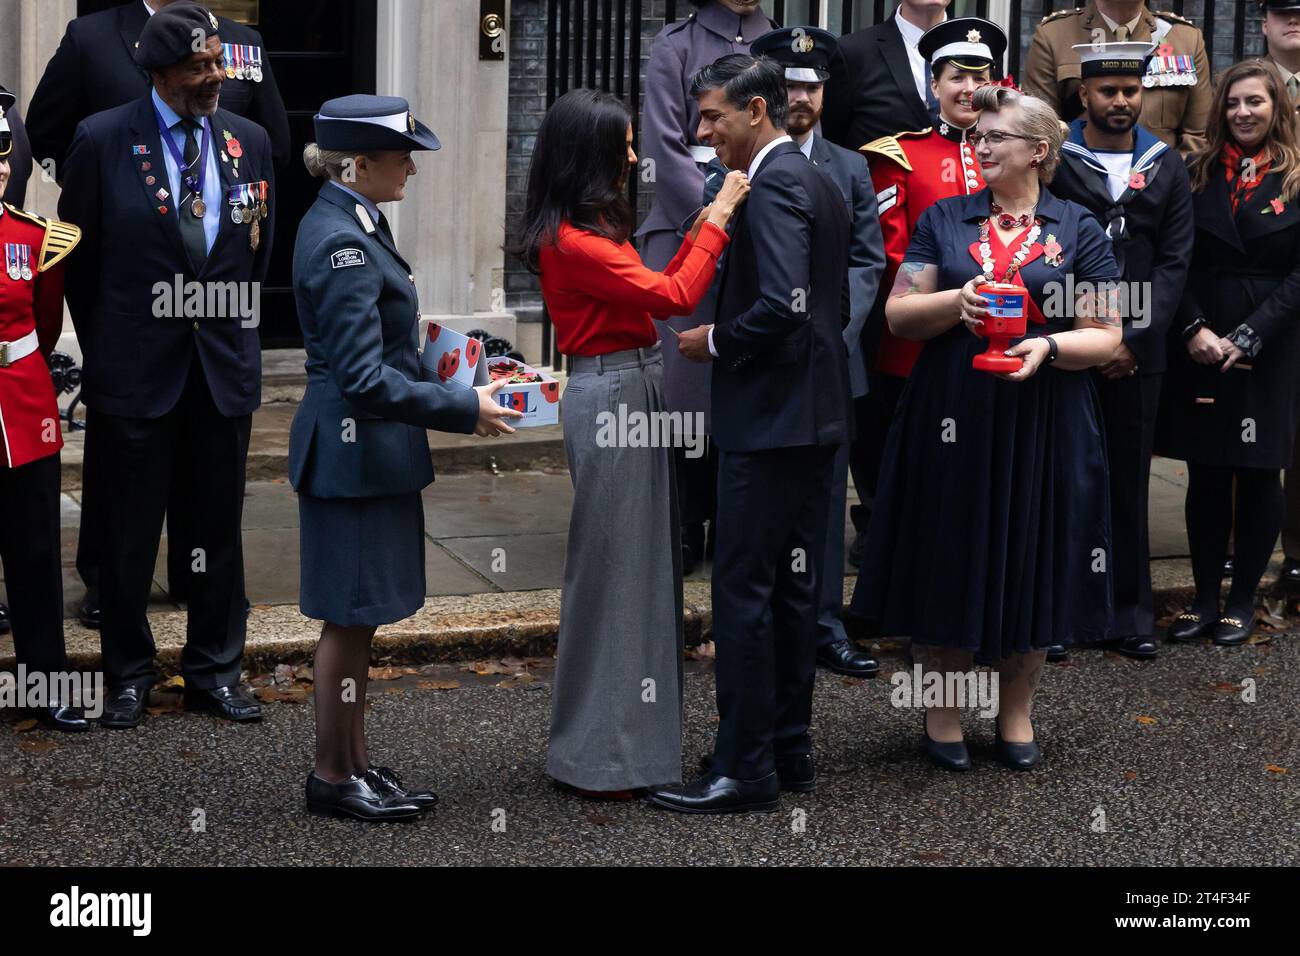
[368,666,408,680]
[1136,715,1158,725]
[12,720,37,733]
[294,664,314,683]
[1213,681,1239,693]
[1264,764,1288,774]
[417,680,461,690]
[16,738,57,754]
[461,661,515,675]
[1246,631,1274,645]
[685,641,716,661]
[585,811,618,826]
[1123,770,1138,781]
[497,674,537,689]
[273,664,296,686]
[160,675,185,690]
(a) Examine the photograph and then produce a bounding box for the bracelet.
[1181,317,1207,342]
[1044,335,1059,364]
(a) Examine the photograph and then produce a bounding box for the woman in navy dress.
[850,85,1122,771]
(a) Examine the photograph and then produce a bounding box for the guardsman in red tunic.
[0,88,86,730]
[850,17,1006,556]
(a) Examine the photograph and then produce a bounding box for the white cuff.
[707,326,719,358]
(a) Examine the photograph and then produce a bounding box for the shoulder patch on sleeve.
[39,219,82,271]
[331,248,366,269]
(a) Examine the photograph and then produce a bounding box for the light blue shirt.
[152,88,222,253]
[327,181,382,231]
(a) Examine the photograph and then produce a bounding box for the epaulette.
[1040,8,1081,24]
[4,204,82,271]
[859,129,931,172]
[1155,11,1194,27]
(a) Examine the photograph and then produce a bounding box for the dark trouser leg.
[711,446,830,779]
[1284,427,1300,561]
[1185,461,1233,613]
[0,454,67,673]
[1225,467,1284,617]
[772,446,835,757]
[165,461,195,601]
[675,438,717,527]
[178,360,252,689]
[96,410,176,688]
[850,372,905,532]
[815,441,851,647]
[75,405,103,597]
[1096,371,1162,637]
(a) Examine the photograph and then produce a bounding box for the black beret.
[134,2,221,72]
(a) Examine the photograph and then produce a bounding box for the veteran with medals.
[58,3,276,730]
[291,95,520,820]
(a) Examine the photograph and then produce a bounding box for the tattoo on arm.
[889,261,937,299]
[1076,288,1122,328]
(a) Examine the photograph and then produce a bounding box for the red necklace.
[989,202,1033,230]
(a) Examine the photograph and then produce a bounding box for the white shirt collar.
[747,134,793,179]
[894,6,928,48]
[144,0,157,15]
[1100,11,1143,36]
[796,131,815,159]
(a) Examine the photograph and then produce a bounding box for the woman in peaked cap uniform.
[0,89,86,731]
[291,95,521,821]
[639,0,776,573]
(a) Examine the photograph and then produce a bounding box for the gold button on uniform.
[192,321,200,331]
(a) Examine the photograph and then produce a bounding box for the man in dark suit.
[28,0,290,629]
[59,3,274,729]
[650,54,850,814]
[28,0,290,174]
[822,0,951,151]
[751,26,886,679]
[1050,41,1194,661]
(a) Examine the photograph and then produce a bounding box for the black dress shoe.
[995,728,1042,770]
[1212,614,1254,647]
[922,712,970,771]
[365,766,438,810]
[0,604,10,635]
[847,531,865,569]
[1281,559,1300,592]
[1045,644,1069,662]
[1113,635,1159,660]
[1166,610,1216,642]
[77,598,101,630]
[31,703,91,732]
[100,684,149,729]
[816,638,879,677]
[647,771,780,814]
[183,684,262,722]
[305,772,423,822]
[696,753,815,792]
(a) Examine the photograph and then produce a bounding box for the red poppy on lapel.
[1269,197,1286,215]
[1129,171,1146,191]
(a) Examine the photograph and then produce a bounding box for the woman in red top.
[520,88,748,798]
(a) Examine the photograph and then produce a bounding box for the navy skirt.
[850,324,1114,657]
[298,491,426,627]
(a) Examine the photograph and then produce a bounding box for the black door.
[75,0,378,347]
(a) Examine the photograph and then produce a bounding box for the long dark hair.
[518,88,634,274]
[1187,61,1300,202]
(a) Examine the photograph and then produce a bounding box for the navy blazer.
[58,94,274,420]
[288,182,479,500]
[26,1,291,173]
[711,140,852,452]
[808,134,886,398]
[822,14,931,152]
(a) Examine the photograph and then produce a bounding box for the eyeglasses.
[967,131,1039,147]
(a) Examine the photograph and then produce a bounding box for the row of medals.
[7,256,32,281]
[187,194,269,250]
[225,62,263,83]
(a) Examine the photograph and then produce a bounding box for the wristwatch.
[1044,335,1059,364]
[1181,317,1208,341]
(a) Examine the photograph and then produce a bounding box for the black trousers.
[93,358,251,689]
[75,431,194,598]
[1094,371,1163,638]
[676,439,719,529]
[711,444,836,779]
[848,372,906,534]
[1284,424,1300,562]
[1185,463,1283,618]
[0,453,67,673]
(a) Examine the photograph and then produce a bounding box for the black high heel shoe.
[922,711,970,771]
[1166,609,1217,642]
[1212,612,1255,647]
[994,724,1042,771]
